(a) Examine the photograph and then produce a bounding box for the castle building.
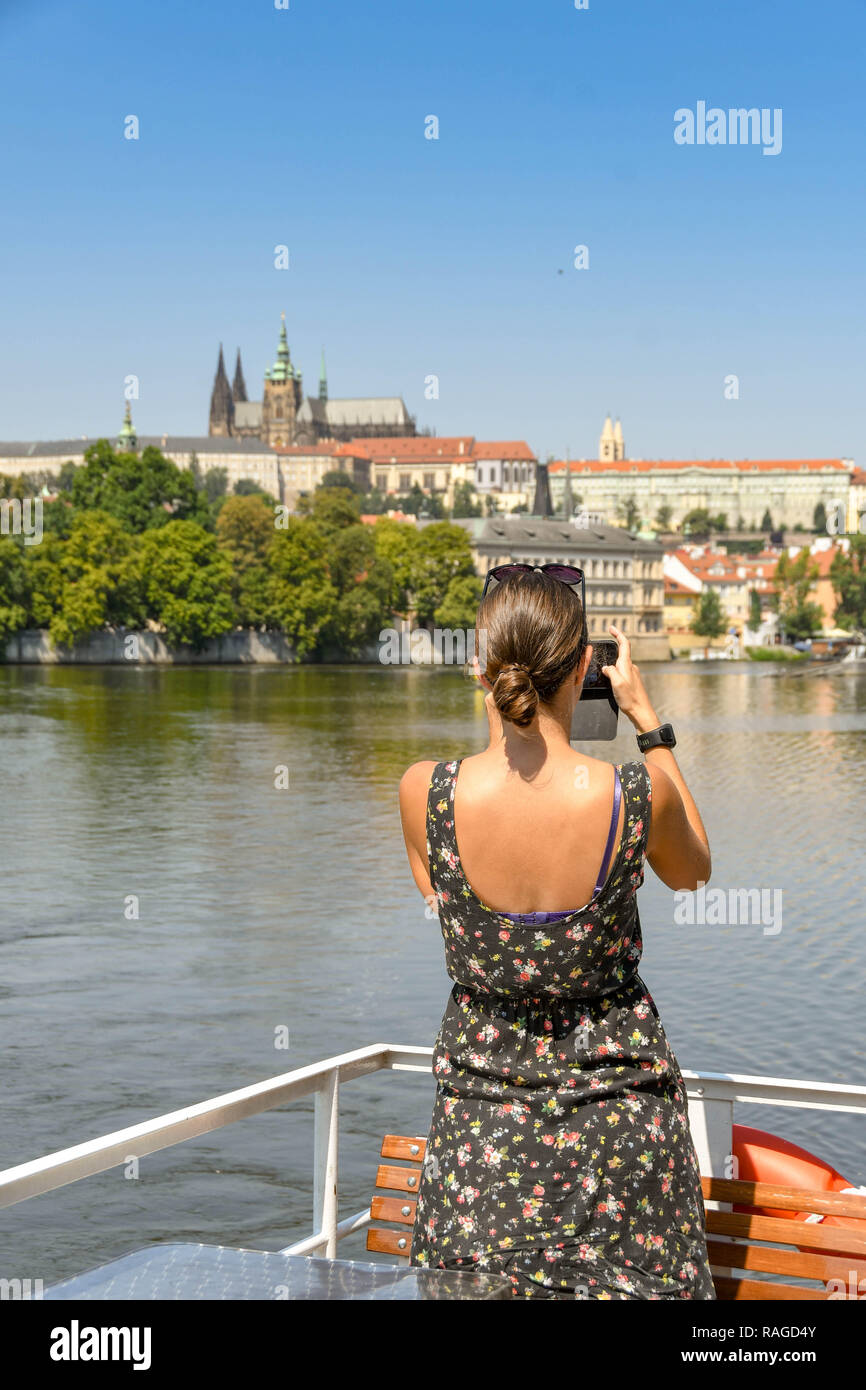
[208,314,416,448]
[548,417,855,533]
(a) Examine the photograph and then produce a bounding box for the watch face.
[661,726,675,744]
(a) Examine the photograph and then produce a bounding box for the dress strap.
[594,765,622,895]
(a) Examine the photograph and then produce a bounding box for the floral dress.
[409,758,715,1300]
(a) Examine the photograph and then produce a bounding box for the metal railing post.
[313,1068,339,1258]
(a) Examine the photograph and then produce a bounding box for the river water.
[1,662,864,1284]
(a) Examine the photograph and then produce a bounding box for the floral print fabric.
[410,758,715,1300]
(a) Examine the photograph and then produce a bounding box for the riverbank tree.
[0,443,486,657]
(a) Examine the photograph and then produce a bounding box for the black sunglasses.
[481,563,588,639]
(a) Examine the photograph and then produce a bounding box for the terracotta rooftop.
[549,458,850,475]
[337,437,475,462]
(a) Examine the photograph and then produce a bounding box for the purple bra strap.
[594,767,622,896]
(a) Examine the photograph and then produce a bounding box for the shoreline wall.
[1,629,672,665]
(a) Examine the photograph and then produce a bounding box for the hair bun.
[493,664,538,728]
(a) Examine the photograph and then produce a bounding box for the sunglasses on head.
[481,563,588,640]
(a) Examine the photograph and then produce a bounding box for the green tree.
[70,441,207,532]
[0,537,30,645]
[43,510,146,648]
[761,508,773,531]
[748,588,763,629]
[830,535,866,632]
[370,517,420,614]
[265,519,337,656]
[616,495,641,531]
[410,522,477,626]
[216,494,275,570]
[813,501,827,534]
[682,508,712,539]
[451,481,482,518]
[711,513,728,533]
[434,573,483,629]
[772,550,823,641]
[323,525,395,654]
[57,461,79,493]
[359,487,388,515]
[234,478,266,497]
[138,521,235,648]
[215,494,278,627]
[298,485,361,536]
[319,470,361,493]
[692,589,726,651]
[655,504,673,530]
[202,467,229,503]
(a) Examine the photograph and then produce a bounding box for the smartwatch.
[636,723,677,754]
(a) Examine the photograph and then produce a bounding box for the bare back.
[448,748,624,913]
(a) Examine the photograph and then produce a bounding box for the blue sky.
[1,0,863,464]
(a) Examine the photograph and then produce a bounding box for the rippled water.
[1,662,864,1283]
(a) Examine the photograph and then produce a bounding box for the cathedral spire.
[209,343,234,436]
[319,347,328,402]
[117,400,138,453]
[232,349,248,403]
[268,312,294,382]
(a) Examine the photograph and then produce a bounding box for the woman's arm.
[398,760,437,900]
[601,624,711,891]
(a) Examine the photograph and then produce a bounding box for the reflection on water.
[0,662,864,1281]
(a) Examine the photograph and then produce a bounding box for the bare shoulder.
[398,759,439,807]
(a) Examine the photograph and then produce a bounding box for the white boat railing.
[0,1043,864,1261]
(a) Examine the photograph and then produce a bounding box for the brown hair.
[475,571,587,729]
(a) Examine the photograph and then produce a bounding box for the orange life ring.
[730,1123,866,1252]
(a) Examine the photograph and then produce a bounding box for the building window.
[423,472,434,490]
[399,473,411,491]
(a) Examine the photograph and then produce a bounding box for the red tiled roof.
[471,441,536,461]
[850,467,866,486]
[549,458,850,475]
[337,437,475,462]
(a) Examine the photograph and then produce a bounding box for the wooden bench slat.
[367,1226,413,1257]
[375,1162,423,1194]
[381,1134,427,1161]
[711,1275,828,1302]
[368,1130,866,1298]
[701,1176,866,1221]
[706,1208,866,1256]
[706,1239,866,1284]
[370,1194,418,1225]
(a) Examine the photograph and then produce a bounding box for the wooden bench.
[366,1133,866,1298]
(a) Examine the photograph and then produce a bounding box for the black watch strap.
[636,723,676,753]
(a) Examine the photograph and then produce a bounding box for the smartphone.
[571,638,619,741]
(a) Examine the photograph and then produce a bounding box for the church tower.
[117,401,138,453]
[262,313,303,448]
[319,347,328,403]
[599,414,616,463]
[209,345,234,436]
[613,417,625,461]
[232,349,248,403]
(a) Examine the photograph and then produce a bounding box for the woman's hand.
[601,624,660,733]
